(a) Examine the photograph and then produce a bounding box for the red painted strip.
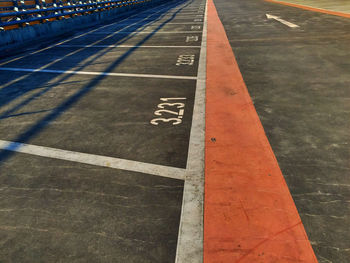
[204,0,319,262]
[265,0,350,18]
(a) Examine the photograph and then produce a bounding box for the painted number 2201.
[150,98,186,126]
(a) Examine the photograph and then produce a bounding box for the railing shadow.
[0,0,193,163]
[0,3,181,111]
[0,0,188,98]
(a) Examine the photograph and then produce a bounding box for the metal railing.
[0,0,148,30]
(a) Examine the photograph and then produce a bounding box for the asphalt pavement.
[1,0,349,262]
[0,0,206,261]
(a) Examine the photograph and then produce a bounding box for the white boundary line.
[0,0,207,256]
[0,1,189,90]
[107,22,203,25]
[132,14,204,17]
[91,31,202,34]
[136,12,203,14]
[0,0,187,67]
[125,17,203,20]
[59,44,201,48]
[0,67,198,80]
[0,140,185,180]
[135,15,204,18]
[175,0,207,262]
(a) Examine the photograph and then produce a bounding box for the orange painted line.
[204,0,318,262]
[265,0,350,18]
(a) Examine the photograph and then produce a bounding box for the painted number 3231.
[150,98,186,126]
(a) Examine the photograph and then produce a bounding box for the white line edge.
[0,67,197,80]
[175,0,207,262]
[0,140,186,180]
[59,45,201,48]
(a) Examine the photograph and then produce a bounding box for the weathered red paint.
[204,0,318,261]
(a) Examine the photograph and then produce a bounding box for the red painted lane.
[204,0,318,262]
[265,0,350,19]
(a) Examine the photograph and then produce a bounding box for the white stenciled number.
[160,97,186,101]
[154,109,179,116]
[150,98,187,126]
[186,36,199,42]
[158,102,185,109]
[176,55,195,66]
[150,118,182,126]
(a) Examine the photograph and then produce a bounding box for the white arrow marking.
[266,14,299,28]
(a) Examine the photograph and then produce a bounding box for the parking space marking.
[0,1,208,261]
[0,140,186,180]
[152,15,203,18]
[150,98,187,126]
[137,12,203,19]
[165,12,203,15]
[120,22,203,25]
[186,36,199,42]
[0,1,185,67]
[141,11,203,14]
[59,45,201,48]
[91,31,202,34]
[0,2,190,89]
[176,54,195,66]
[143,17,203,20]
[0,67,198,80]
[175,1,207,262]
[1,0,207,260]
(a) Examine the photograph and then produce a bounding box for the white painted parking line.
[0,67,198,80]
[112,22,203,25]
[91,31,202,34]
[147,15,203,17]
[138,14,202,17]
[168,13,204,15]
[59,45,201,48]
[0,1,188,90]
[0,0,186,67]
[175,1,207,262]
[134,17,203,20]
[140,12,202,15]
[0,140,185,180]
